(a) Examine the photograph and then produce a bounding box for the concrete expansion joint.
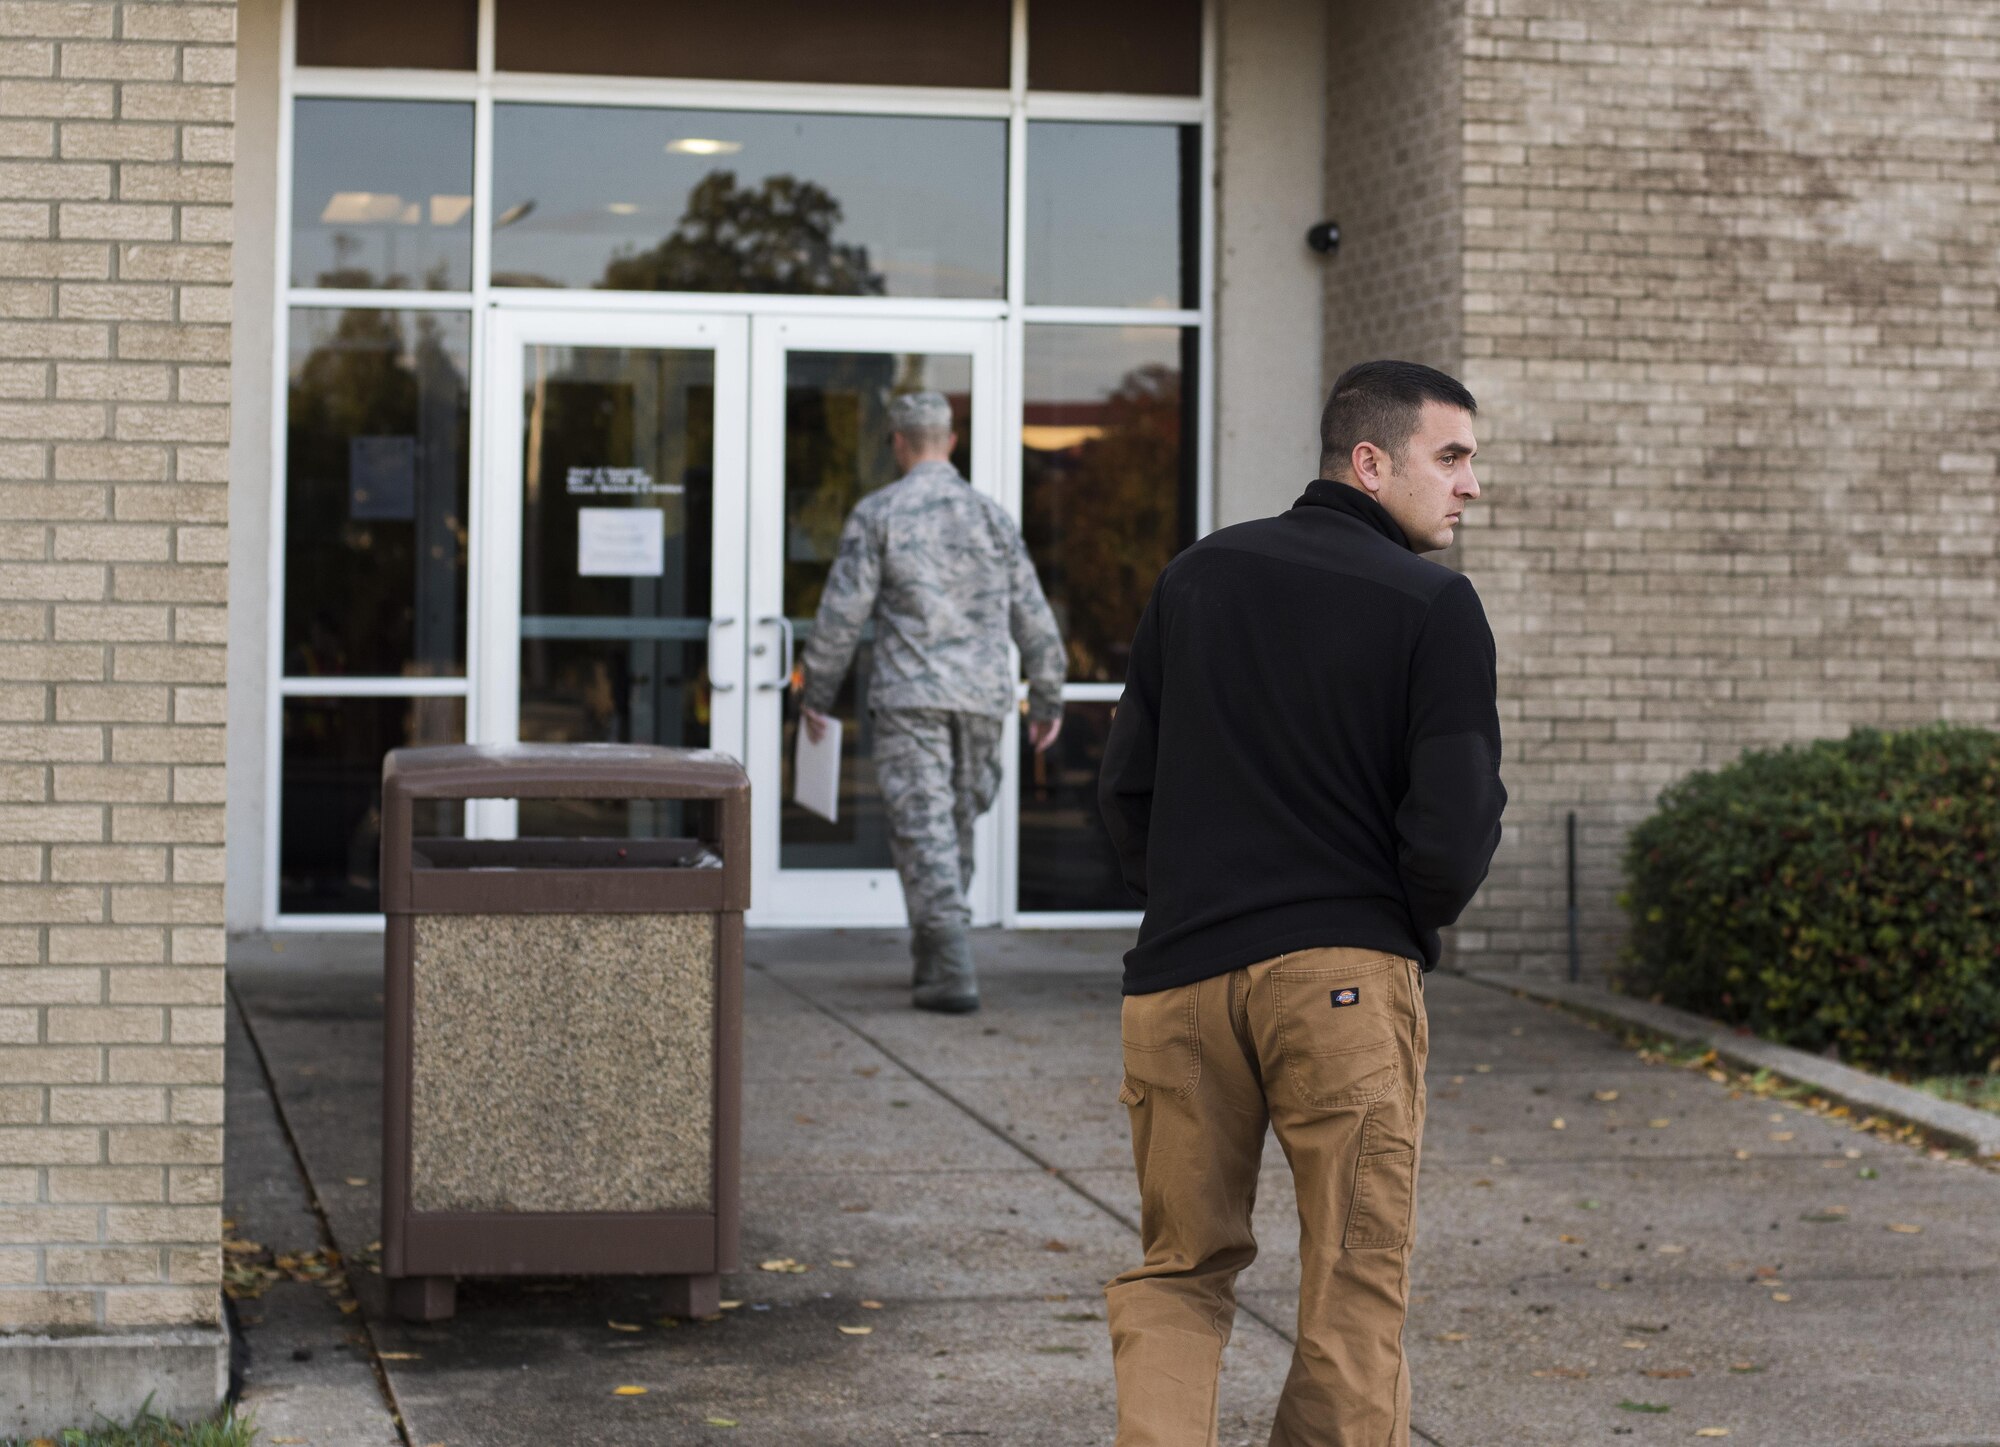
[226,982,411,1432]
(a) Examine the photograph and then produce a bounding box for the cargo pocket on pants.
[1343,1147,1417,1250]
[1120,988,1199,1100]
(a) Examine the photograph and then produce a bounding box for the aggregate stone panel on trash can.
[378,743,749,1323]
[410,911,715,1214]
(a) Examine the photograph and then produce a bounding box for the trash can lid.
[383,743,749,802]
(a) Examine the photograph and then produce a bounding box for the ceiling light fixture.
[665,138,742,156]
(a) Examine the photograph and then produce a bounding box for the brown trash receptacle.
[378,743,748,1323]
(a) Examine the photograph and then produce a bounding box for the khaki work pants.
[1107,949,1430,1447]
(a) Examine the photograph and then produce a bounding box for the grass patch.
[1912,1075,2000,1116]
[1,1402,255,1447]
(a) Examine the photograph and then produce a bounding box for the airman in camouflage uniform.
[800,391,1066,1013]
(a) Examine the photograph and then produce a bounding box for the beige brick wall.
[1448,0,2000,974]
[0,0,230,1334]
[1323,0,1465,376]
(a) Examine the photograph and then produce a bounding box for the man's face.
[1363,401,1480,552]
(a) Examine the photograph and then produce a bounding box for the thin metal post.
[1566,810,1581,982]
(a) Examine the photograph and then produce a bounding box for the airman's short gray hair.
[888,390,954,446]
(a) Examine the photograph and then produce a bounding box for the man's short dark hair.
[1318,360,1477,479]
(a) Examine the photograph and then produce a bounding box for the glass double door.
[474,309,1004,927]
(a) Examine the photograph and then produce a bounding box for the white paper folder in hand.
[793,715,843,823]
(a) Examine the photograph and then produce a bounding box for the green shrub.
[1621,724,2000,1075]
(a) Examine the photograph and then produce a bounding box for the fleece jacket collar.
[1293,478,1414,552]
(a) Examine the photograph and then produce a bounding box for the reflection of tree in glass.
[599,171,885,296]
[286,309,468,677]
[1023,363,1183,683]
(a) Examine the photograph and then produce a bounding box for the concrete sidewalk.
[226,931,2000,1447]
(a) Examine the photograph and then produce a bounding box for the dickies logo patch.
[1330,988,1361,1008]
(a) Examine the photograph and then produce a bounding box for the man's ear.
[1351,441,1388,495]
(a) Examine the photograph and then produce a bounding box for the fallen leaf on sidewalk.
[345,1176,369,1186]
[759,1258,810,1273]
[1886,1223,1923,1234]
[1696,1430,1731,1438]
[830,1258,856,1269]
[1843,1147,1863,1159]
[1435,1332,1470,1342]
[854,1066,879,1077]
[794,1115,817,1125]
[1769,1131,1795,1142]
[860,1300,883,1309]
[1648,1118,1671,1129]
[1799,1206,1848,1223]
[718,1300,742,1309]
[1642,1368,1693,1379]
[1621,1340,1648,1351]
[378,1351,421,1360]
[608,1321,642,1332]
[1729,1361,1762,1373]
[1532,1366,1589,1379]
[705,1416,738,1427]
[1858,1166,1880,1180]
[1473,1178,1493,1187]
[1042,1239,1070,1253]
[1771,1293,1792,1303]
[613,1385,647,1396]
[837,1325,873,1335]
[1733,1149,1752,1160]
[1474,1063,1492,1073]
[1618,1400,1671,1414]
[1654,1244,1687,1254]
[1558,1234,1582,1244]
[1593,1089,1620,1102]
[1551,1118,1567,1130]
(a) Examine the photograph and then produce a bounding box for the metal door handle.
[707,616,737,692]
[755,615,794,691]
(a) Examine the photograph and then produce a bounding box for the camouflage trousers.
[872,708,1006,934]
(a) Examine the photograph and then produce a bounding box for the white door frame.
[745,313,1007,928]
[470,306,752,839]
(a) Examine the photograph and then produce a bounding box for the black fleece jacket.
[1099,480,1506,993]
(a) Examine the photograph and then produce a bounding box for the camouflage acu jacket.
[800,460,1065,722]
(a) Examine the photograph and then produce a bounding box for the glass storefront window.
[515,343,718,840]
[291,100,474,292]
[296,0,476,71]
[491,106,1007,299]
[1028,0,1203,97]
[285,308,471,680]
[1022,325,1195,684]
[280,696,466,914]
[1017,700,1137,912]
[1027,123,1198,310]
[495,0,1010,89]
[777,351,973,871]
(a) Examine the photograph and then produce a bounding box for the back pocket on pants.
[1343,1147,1416,1250]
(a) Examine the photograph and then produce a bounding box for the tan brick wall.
[1323,0,1465,377]
[1450,0,2000,974]
[0,0,230,1333]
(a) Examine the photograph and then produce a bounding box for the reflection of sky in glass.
[291,100,474,291]
[1027,123,1190,309]
[1024,325,1185,432]
[492,105,1006,298]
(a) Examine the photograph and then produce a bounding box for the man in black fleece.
[1097,361,1504,1447]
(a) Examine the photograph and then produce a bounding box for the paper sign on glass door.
[576,507,665,576]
